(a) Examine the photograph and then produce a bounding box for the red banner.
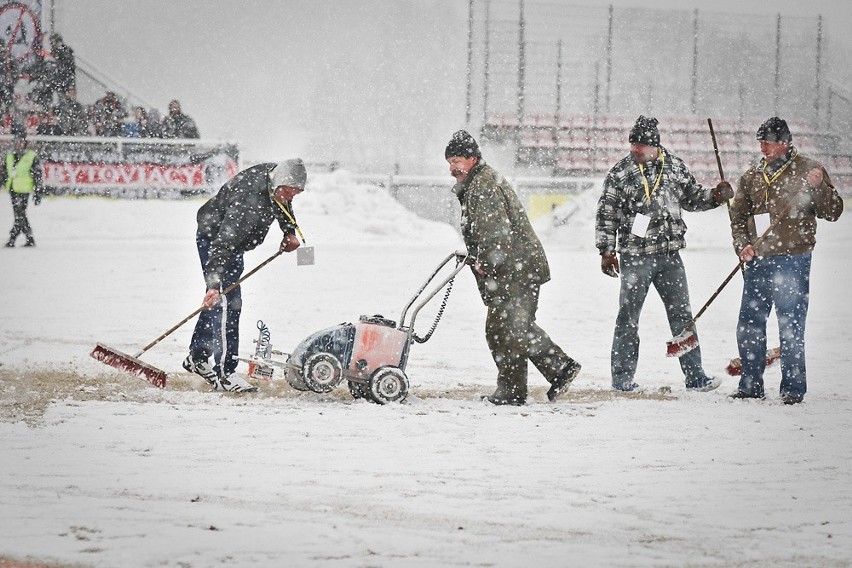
[43,162,207,188]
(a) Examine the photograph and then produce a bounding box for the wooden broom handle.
[135,250,284,356]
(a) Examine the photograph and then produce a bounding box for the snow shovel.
[90,249,286,388]
[666,185,802,358]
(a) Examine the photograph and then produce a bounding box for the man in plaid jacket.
[595,115,733,392]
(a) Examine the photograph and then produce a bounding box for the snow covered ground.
[1,171,851,567]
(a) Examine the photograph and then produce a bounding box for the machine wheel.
[285,366,311,391]
[348,380,370,400]
[369,367,409,404]
[302,353,344,393]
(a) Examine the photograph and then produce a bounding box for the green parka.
[452,161,550,305]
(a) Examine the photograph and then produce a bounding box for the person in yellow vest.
[2,132,44,247]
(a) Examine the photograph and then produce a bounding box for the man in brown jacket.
[729,117,844,404]
[445,130,581,405]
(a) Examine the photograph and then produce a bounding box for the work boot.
[215,373,258,393]
[24,238,35,247]
[182,355,218,386]
[5,239,13,248]
[686,376,721,392]
[728,390,765,401]
[547,360,582,402]
[482,378,526,406]
[481,393,525,406]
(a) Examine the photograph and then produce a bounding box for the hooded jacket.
[730,148,843,256]
[453,160,550,305]
[197,162,296,289]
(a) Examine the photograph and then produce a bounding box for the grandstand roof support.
[481,0,491,136]
[815,15,823,125]
[691,9,699,114]
[465,0,473,127]
[516,0,526,164]
[774,13,782,115]
[604,4,613,114]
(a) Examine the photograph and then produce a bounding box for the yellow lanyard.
[761,149,798,204]
[274,199,306,243]
[637,150,666,202]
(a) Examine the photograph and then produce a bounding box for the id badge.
[753,213,771,238]
[297,246,315,266]
[631,213,651,237]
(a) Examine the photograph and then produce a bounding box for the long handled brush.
[725,347,782,376]
[666,118,734,357]
[90,250,284,387]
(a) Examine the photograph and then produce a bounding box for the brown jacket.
[730,150,843,257]
[453,161,550,305]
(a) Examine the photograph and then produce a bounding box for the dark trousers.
[485,282,576,401]
[8,191,33,244]
[736,252,811,399]
[612,251,708,388]
[189,234,244,376]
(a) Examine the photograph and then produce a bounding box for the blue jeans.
[189,234,244,376]
[612,251,708,388]
[736,252,811,399]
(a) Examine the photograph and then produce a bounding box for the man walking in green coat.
[445,130,581,405]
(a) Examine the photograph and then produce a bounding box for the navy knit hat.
[445,130,481,159]
[756,117,792,143]
[629,115,660,147]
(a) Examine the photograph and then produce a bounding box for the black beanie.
[756,117,792,143]
[445,130,481,159]
[629,115,660,147]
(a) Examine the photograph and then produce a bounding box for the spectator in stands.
[446,129,581,405]
[49,34,76,95]
[145,107,164,138]
[2,129,44,247]
[92,91,126,137]
[163,99,199,139]
[122,107,143,137]
[594,115,734,393]
[36,111,61,136]
[54,88,89,136]
[28,54,55,109]
[0,38,16,115]
[728,117,844,404]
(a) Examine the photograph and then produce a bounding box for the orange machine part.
[349,322,408,376]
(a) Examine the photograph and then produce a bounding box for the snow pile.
[298,169,459,246]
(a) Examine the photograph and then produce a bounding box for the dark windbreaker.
[197,162,296,289]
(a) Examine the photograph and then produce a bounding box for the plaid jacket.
[595,146,720,255]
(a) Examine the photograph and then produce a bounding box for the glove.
[601,251,619,278]
[33,194,42,206]
[712,181,734,204]
[280,232,300,252]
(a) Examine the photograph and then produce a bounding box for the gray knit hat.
[270,158,307,191]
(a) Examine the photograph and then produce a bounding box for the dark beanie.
[628,115,660,147]
[756,117,792,143]
[445,130,481,159]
